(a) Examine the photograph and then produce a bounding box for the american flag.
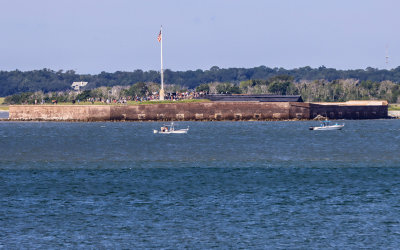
[157,30,162,42]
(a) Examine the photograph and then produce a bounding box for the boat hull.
[154,129,189,134]
[309,125,344,130]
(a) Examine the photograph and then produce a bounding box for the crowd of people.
[132,91,207,102]
[34,91,208,105]
[87,91,208,104]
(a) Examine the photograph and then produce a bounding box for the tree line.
[5,77,400,104]
[1,66,400,97]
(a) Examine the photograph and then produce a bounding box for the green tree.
[216,83,241,94]
[196,83,210,93]
[267,76,294,95]
[127,82,148,97]
[4,92,34,104]
[76,90,91,101]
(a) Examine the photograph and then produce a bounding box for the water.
[1,120,400,248]
[0,111,8,119]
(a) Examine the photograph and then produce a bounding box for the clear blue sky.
[1,0,399,74]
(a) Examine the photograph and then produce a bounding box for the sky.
[0,0,399,74]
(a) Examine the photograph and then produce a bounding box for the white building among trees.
[71,81,88,91]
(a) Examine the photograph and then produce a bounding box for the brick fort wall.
[9,102,387,121]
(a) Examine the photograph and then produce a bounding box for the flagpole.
[159,26,165,100]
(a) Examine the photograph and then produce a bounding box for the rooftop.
[202,94,303,102]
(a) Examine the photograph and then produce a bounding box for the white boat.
[309,120,344,130]
[153,122,189,134]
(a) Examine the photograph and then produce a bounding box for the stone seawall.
[9,102,388,121]
[309,103,388,120]
[10,105,111,121]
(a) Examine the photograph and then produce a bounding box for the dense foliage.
[1,66,400,97]
[245,79,400,103]
[5,78,400,104]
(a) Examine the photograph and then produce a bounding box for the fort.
[9,100,388,121]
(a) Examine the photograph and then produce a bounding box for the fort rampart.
[9,101,388,121]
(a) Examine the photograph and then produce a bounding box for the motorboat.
[153,122,189,134]
[309,120,344,130]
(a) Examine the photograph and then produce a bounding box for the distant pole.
[385,45,389,70]
[159,26,165,100]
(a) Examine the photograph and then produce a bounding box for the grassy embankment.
[0,98,8,111]
[388,104,400,111]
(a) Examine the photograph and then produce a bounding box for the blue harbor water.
[0,111,8,119]
[1,120,400,248]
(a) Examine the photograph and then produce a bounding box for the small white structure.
[71,81,88,91]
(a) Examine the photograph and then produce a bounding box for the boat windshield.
[321,121,331,126]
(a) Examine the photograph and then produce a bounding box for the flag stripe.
[157,30,162,42]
